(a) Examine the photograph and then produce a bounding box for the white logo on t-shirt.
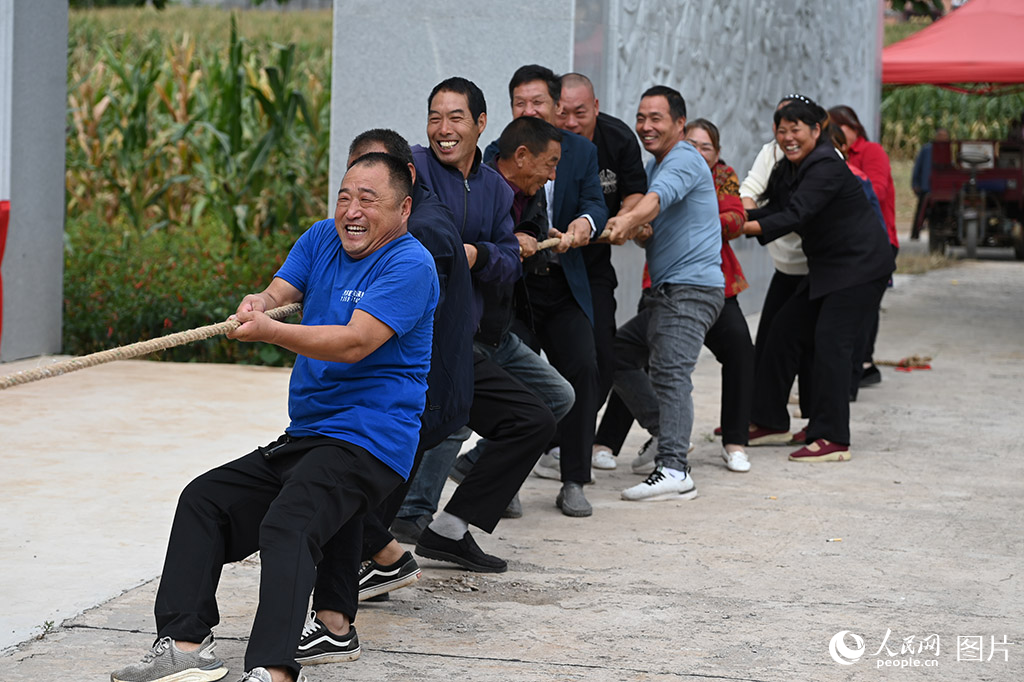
[340,289,365,303]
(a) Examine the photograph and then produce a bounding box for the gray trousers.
[612,283,724,471]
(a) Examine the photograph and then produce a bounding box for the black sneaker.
[358,551,421,601]
[415,527,508,573]
[294,612,360,665]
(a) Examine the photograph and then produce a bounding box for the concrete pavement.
[2,247,1022,681]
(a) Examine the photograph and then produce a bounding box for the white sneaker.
[621,466,697,501]
[721,447,751,473]
[592,447,617,470]
[630,437,658,474]
[533,447,561,480]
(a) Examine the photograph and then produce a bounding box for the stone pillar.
[0,2,68,362]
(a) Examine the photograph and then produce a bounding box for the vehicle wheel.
[965,212,978,259]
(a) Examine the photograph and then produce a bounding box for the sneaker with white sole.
[631,438,695,475]
[111,633,228,682]
[721,447,751,473]
[295,612,360,664]
[358,551,421,601]
[621,466,698,501]
[592,447,617,470]
[533,447,561,480]
[237,669,307,682]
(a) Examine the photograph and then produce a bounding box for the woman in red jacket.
[828,105,898,389]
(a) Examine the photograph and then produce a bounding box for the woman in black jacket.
[743,101,895,462]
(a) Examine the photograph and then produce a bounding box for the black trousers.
[754,270,813,420]
[590,278,618,409]
[154,436,402,678]
[751,276,888,445]
[594,296,754,450]
[522,267,600,483]
[703,297,755,446]
[852,245,898,395]
[313,351,555,621]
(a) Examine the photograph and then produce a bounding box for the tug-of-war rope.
[0,303,302,391]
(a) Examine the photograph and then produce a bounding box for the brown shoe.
[788,438,851,462]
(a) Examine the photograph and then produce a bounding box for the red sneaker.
[788,438,851,462]
[713,426,722,436]
[748,424,791,446]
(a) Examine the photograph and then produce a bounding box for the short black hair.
[428,76,487,122]
[775,100,830,134]
[497,116,563,159]
[641,85,686,121]
[347,152,413,201]
[348,129,413,167]
[509,64,561,104]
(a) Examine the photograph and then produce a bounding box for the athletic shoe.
[788,438,851,462]
[713,426,722,436]
[721,447,751,473]
[415,527,508,573]
[787,428,807,445]
[592,447,617,470]
[533,447,561,480]
[630,437,659,474]
[621,466,698,502]
[110,633,227,682]
[747,425,791,446]
[294,612,360,664]
[448,454,473,485]
[502,493,523,519]
[238,669,307,682]
[555,482,592,517]
[358,552,421,601]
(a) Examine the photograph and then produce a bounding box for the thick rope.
[0,303,302,391]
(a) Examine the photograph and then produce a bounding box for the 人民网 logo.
[830,630,866,665]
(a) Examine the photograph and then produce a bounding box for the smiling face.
[775,117,821,166]
[511,80,557,124]
[557,82,598,140]
[636,95,686,163]
[514,139,561,196]
[684,127,719,169]
[334,162,411,259]
[427,89,486,178]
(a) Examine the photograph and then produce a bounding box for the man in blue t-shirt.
[111,154,438,682]
[602,86,725,503]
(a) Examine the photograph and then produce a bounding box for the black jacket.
[408,181,475,450]
[750,143,895,299]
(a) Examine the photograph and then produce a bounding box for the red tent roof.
[882,0,1024,86]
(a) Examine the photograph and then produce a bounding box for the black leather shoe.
[415,527,508,573]
[859,363,882,387]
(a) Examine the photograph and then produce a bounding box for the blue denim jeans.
[612,283,723,471]
[397,333,573,520]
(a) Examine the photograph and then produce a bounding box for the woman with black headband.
[742,100,895,462]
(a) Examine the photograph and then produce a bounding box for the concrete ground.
[2,243,1022,681]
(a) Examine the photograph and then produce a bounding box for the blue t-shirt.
[274,221,438,479]
[645,141,724,289]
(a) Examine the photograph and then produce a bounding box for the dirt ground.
[2,243,1022,681]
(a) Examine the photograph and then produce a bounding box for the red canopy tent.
[882,0,1024,92]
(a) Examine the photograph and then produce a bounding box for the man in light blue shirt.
[603,85,724,502]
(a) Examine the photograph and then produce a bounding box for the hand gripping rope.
[0,303,302,391]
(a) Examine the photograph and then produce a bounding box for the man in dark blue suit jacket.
[484,64,608,517]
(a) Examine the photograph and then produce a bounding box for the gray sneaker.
[238,669,307,682]
[555,482,592,517]
[110,633,227,682]
[630,437,659,475]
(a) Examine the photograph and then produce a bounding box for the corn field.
[66,8,332,242]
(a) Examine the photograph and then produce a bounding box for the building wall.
[0,2,68,362]
[330,0,883,322]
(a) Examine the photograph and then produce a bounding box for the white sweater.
[739,140,808,276]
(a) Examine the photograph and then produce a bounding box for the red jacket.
[847,137,898,248]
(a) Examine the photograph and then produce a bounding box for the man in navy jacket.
[483,64,608,517]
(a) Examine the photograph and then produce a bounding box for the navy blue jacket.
[412,144,520,330]
[485,129,607,322]
[407,180,474,449]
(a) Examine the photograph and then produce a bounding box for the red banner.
[0,200,8,346]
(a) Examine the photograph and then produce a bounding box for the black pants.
[852,245,898,395]
[154,436,402,678]
[594,296,754,450]
[590,278,618,410]
[313,351,555,621]
[522,267,600,483]
[751,276,888,445]
[754,270,813,420]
